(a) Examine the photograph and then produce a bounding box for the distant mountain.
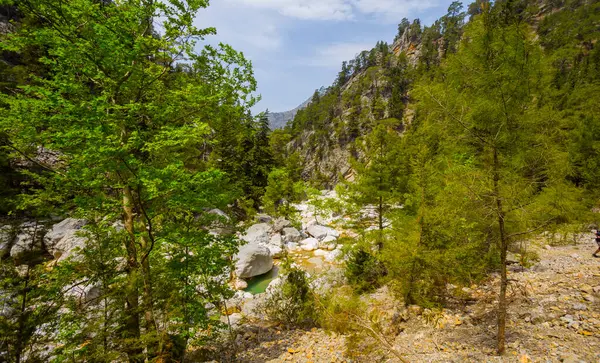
[267,87,326,129]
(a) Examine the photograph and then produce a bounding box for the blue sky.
[197,0,458,112]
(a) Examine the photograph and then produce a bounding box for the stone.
[300,237,319,251]
[580,284,594,294]
[256,214,273,223]
[44,218,86,247]
[306,224,339,241]
[235,244,273,279]
[325,248,343,263]
[319,235,337,250]
[240,223,271,245]
[233,278,248,290]
[66,282,102,306]
[572,303,588,311]
[583,294,595,302]
[266,234,284,257]
[285,242,299,251]
[282,227,302,242]
[10,222,46,265]
[272,218,292,232]
[314,249,328,256]
[220,312,243,328]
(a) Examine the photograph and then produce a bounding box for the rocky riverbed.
[209,233,600,362]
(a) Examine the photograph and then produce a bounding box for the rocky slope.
[211,233,600,362]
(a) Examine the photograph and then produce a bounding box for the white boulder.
[306,224,339,241]
[314,249,328,256]
[44,218,88,261]
[300,237,319,251]
[241,223,271,245]
[235,244,273,279]
[272,218,292,232]
[10,222,45,265]
[281,227,302,242]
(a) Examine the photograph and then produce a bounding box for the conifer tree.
[346,121,403,250]
[416,6,581,353]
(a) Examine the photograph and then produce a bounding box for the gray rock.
[235,244,273,278]
[306,224,339,241]
[256,214,273,223]
[66,282,102,306]
[282,227,302,242]
[221,312,243,328]
[325,248,343,263]
[319,235,337,250]
[267,234,284,258]
[272,218,292,232]
[10,222,46,265]
[300,237,319,251]
[44,218,88,261]
[241,223,271,245]
[572,303,588,311]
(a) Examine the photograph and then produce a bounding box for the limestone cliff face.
[285,38,418,187]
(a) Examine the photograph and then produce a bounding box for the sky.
[196,0,458,113]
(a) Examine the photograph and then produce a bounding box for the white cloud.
[352,0,438,21]
[231,0,354,20]
[198,1,283,56]
[227,0,439,22]
[302,42,373,68]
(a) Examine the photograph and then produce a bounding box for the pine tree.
[416,7,582,353]
[346,121,404,251]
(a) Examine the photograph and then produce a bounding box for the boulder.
[10,222,46,265]
[44,218,88,261]
[233,278,248,290]
[65,282,102,306]
[272,218,292,233]
[241,223,271,245]
[235,244,273,279]
[314,249,328,256]
[281,227,302,242]
[306,224,339,241]
[267,234,284,258]
[300,238,319,251]
[319,235,337,250]
[285,242,299,251]
[256,214,273,223]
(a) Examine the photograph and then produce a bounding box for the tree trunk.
[377,196,384,251]
[493,148,508,355]
[122,186,143,363]
[14,267,29,363]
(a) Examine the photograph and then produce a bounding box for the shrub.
[259,259,316,327]
[345,248,387,293]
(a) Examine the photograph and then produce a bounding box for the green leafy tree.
[0,0,255,360]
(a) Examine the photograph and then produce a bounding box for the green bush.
[345,248,387,293]
[259,259,316,327]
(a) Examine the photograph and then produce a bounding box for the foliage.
[345,247,387,293]
[0,0,255,360]
[259,258,316,327]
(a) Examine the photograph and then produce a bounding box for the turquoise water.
[244,265,279,294]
